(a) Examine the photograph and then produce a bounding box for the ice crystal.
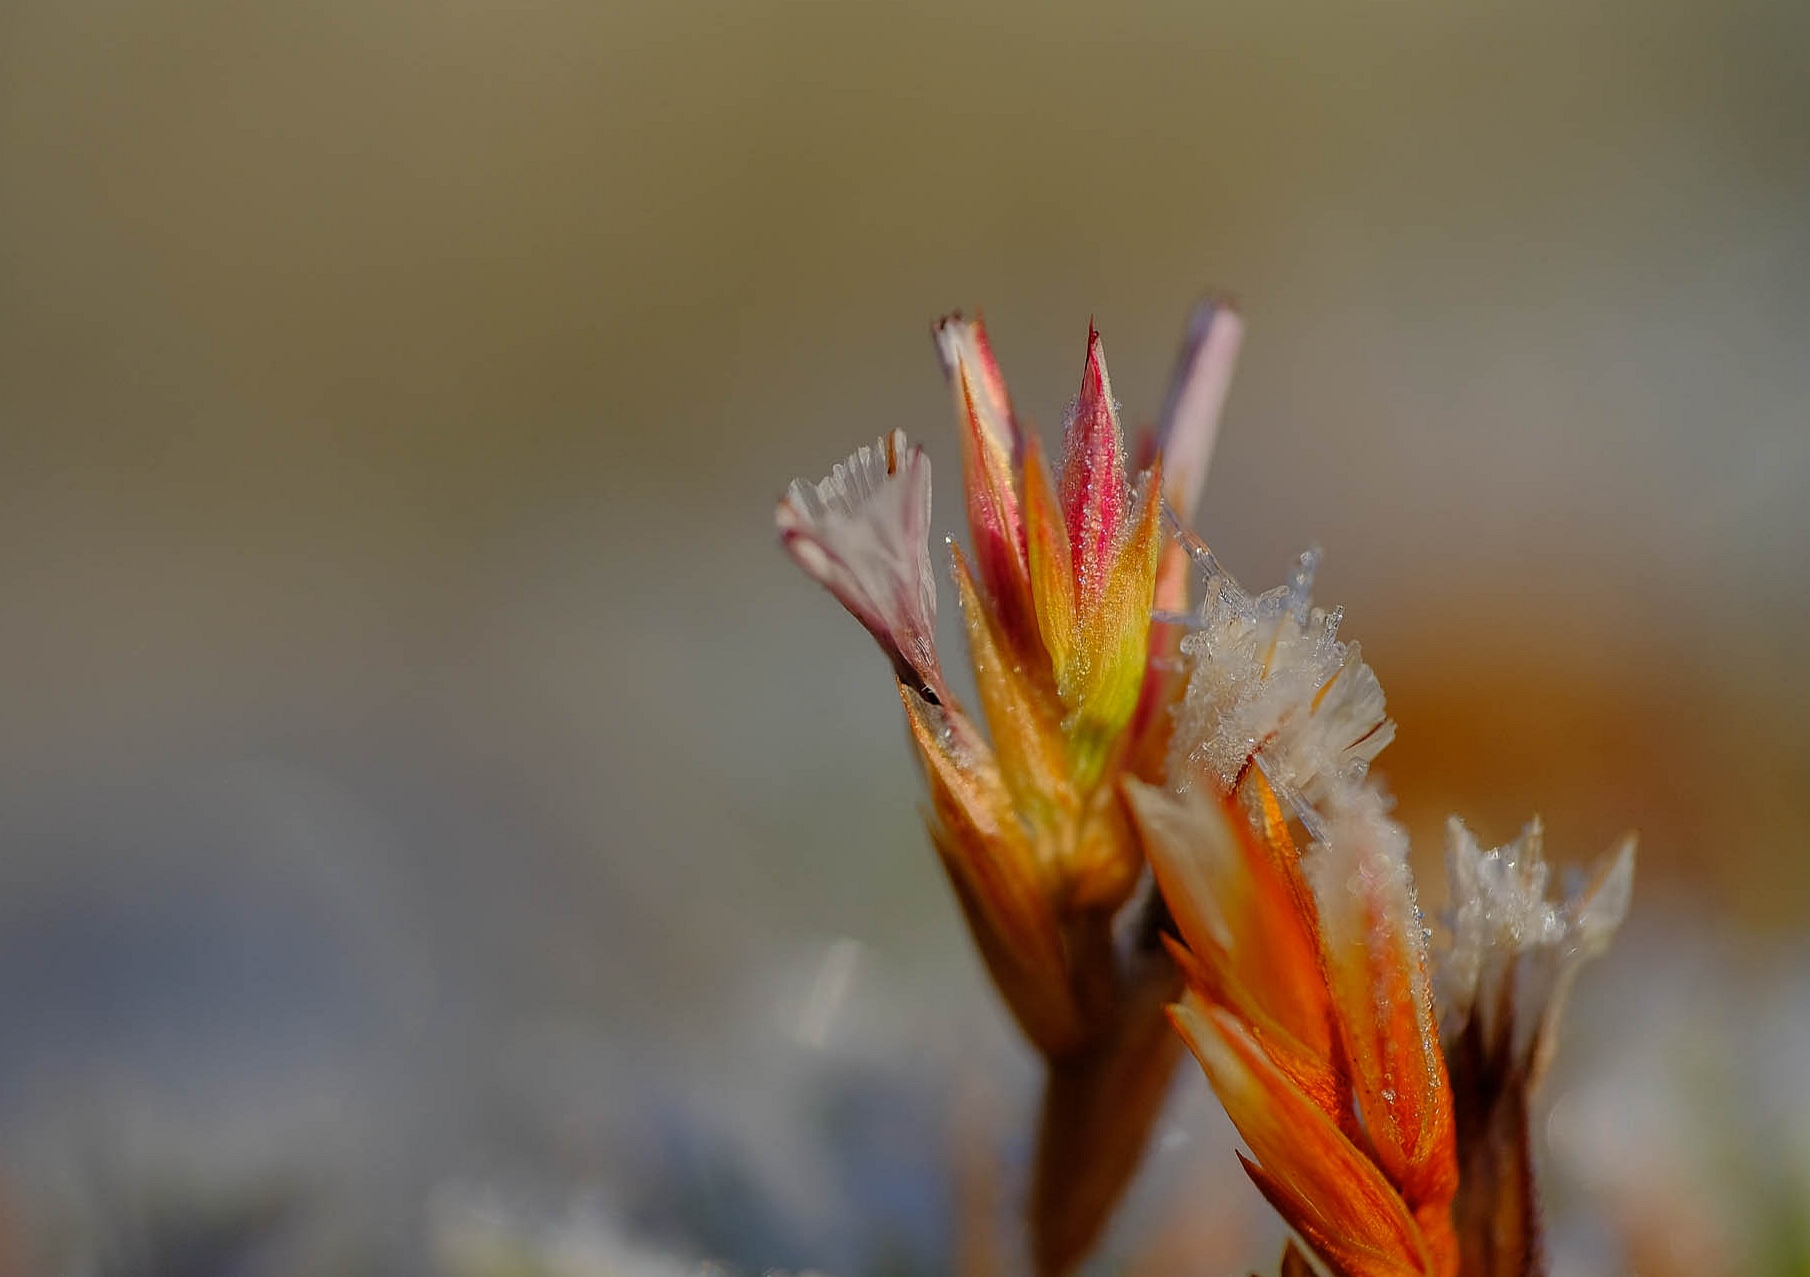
[1439,817,1636,1079]
[1167,539,1393,806]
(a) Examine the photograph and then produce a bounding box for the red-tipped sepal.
[935,315,1038,657]
[1060,325,1131,608]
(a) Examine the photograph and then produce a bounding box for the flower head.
[775,302,1632,1277]
[1132,773,1461,1277]
[1140,528,1634,1277]
[779,304,1243,1273]
[779,313,1236,1029]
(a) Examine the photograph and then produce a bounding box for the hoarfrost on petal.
[1167,547,1392,805]
[777,430,944,700]
[1437,816,1636,1078]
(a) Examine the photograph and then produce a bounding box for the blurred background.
[1,0,1807,1273]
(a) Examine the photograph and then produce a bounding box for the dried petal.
[1438,819,1636,1079]
[778,430,945,701]
[1170,547,1393,803]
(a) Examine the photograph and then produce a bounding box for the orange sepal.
[1127,783,1335,1070]
[902,686,1084,1055]
[950,546,1073,837]
[1310,802,1459,1228]
[1242,1157,1428,1277]
[1171,1002,1433,1277]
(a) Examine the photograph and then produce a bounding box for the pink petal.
[777,430,945,701]
[1156,298,1244,527]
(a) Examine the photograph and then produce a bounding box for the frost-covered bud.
[1437,817,1636,1277]
[1168,546,1393,805]
[1439,817,1636,1083]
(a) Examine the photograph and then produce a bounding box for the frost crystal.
[1167,539,1393,805]
[1438,817,1636,1079]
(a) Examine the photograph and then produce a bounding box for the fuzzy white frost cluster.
[1163,528,1634,1085]
[1168,542,1393,810]
[1438,817,1636,1074]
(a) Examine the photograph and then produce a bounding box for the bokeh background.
[1,0,1807,1273]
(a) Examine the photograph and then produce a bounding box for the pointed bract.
[951,545,1073,837]
[1022,433,1078,693]
[902,686,1085,1056]
[936,315,1038,654]
[1306,789,1458,1241]
[1061,326,1132,609]
[1126,782,1337,1089]
[1065,465,1165,784]
[1173,1003,1432,1277]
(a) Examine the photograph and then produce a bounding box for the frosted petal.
[1437,817,1637,1077]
